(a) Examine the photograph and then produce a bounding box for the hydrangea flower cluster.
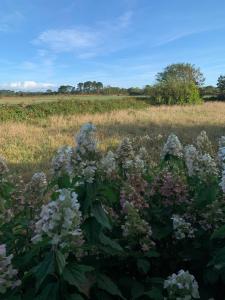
[184,145,218,179]
[199,200,225,231]
[32,189,83,253]
[172,214,195,240]
[0,244,21,294]
[51,146,74,177]
[196,130,213,155]
[75,123,98,157]
[161,133,183,159]
[164,270,200,299]
[218,136,225,193]
[121,203,154,251]
[25,172,47,204]
[100,151,117,177]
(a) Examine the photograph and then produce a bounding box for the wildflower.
[218,136,225,167]
[25,172,47,197]
[161,133,183,159]
[164,270,200,299]
[198,153,218,178]
[184,145,199,176]
[220,171,225,193]
[80,161,97,184]
[32,189,83,253]
[117,137,134,162]
[100,151,116,176]
[196,130,213,155]
[171,214,195,240]
[52,146,74,177]
[75,123,98,157]
[121,203,154,250]
[0,244,21,294]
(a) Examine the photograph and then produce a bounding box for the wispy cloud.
[0,81,55,91]
[33,11,133,57]
[0,11,24,32]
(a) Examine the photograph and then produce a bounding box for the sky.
[1,0,225,91]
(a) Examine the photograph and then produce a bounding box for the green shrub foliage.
[0,124,225,299]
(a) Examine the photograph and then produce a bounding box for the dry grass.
[0,102,224,180]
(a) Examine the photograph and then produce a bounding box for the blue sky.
[1,0,225,90]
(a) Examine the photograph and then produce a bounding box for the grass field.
[0,94,130,104]
[0,99,224,180]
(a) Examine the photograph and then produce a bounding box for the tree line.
[1,64,225,104]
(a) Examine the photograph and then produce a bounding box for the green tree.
[217,75,225,94]
[58,85,74,94]
[156,63,205,86]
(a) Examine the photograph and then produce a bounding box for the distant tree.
[128,87,144,96]
[156,63,205,86]
[96,82,103,93]
[58,85,74,94]
[77,83,84,93]
[217,75,225,93]
[46,89,53,94]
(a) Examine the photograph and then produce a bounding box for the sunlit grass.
[0,102,224,179]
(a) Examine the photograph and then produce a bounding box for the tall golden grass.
[0,102,224,179]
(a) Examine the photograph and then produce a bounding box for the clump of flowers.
[161,133,183,159]
[164,270,200,299]
[184,145,218,179]
[73,123,99,185]
[25,172,47,206]
[150,171,188,207]
[100,151,117,177]
[0,244,21,294]
[196,130,213,155]
[199,200,225,231]
[218,136,225,167]
[52,146,74,177]
[122,203,154,251]
[32,189,83,253]
[172,214,195,240]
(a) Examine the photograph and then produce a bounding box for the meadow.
[0,96,224,179]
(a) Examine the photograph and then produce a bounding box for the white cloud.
[1,81,55,91]
[33,11,133,56]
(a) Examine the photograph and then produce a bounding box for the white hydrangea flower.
[172,215,195,240]
[164,270,200,299]
[32,189,83,252]
[80,162,97,184]
[218,136,225,167]
[52,146,74,177]
[75,123,97,156]
[161,133,183,159]
[198,154,218,177]
[117,137,134,162]
[220,170,225,193]
[25,172,47,196]
[0,244,21,294]
[184,145,199,176]
[196,131,212,154]
[100,151,116,176]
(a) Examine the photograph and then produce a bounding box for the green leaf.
[63,264,94,296]
[131,281,145,299]
[32,251,55,291]
[100,233,123,253]
[211,225,225,239]
[144,250,160,258]
[97,274,125,299]
[144,287,163,299]
[137,258,150,274]
[55,250,66,275]
[92,203,111,229]
[35,283,59,300]
[67,294,85,300]
[82,217,102,243]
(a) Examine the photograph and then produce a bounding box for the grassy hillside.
[0,101,224,179]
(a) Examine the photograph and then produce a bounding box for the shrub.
[150,80,202,105]
[0,125,225,299]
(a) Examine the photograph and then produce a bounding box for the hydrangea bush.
[0,123,225,299]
